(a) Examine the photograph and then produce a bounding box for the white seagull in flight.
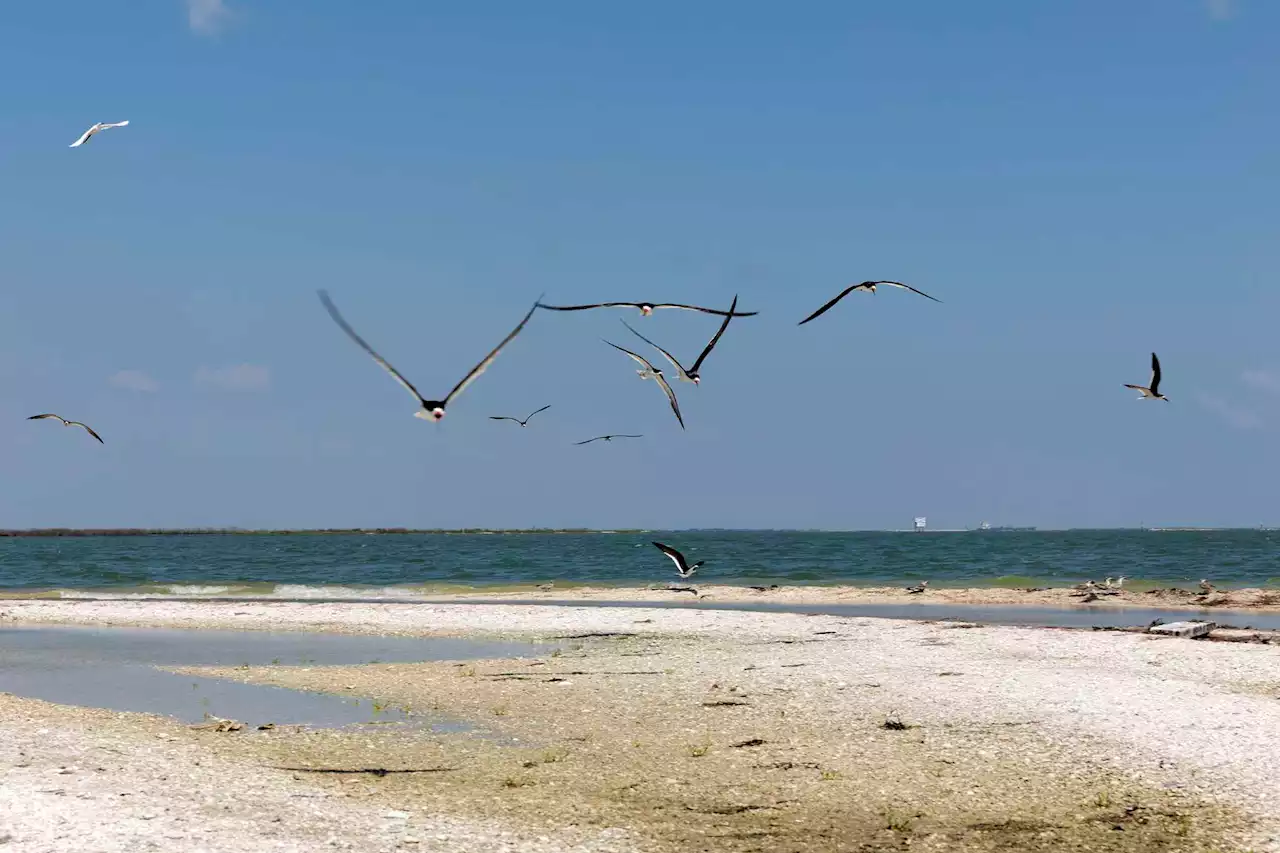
[1123,352,1168,401]
[27,413,104,444]
[574,434,643,445]
[602,340,685,430]
[653,541,704,579]
[620,294,741,385]
[798,280,941,325]
[537,300,756,318]
[318,290,540,422]
[489,405,551,427]
[70,121,130,148]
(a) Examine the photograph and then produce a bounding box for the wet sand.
[11,581,1279,613]
[437,582,1280,612]
[3,600,1280,851]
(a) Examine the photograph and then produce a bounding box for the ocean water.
[0,530,1276,597]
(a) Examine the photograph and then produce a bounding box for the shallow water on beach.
[0,625,546,729]
[0,529,1276,596]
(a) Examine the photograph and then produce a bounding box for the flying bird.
[652,541,704,579]
[538,300,756,318]
[905,581,929,594]
[798,280,941,325]
[27,414,103,444]
[573,434,643,445]
[489,405,551,427]
[69,121,130,148]
[318,290,539,422]
[621,294,740,385]
[603,340,685,430]
[1123,352,1169,401]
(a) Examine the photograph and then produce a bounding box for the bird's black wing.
[523,405,552,423]
[797,284,861,326]
[68,421,104,444]
[621,320,688,376]
[1149,352,1162,395]
[444,297,541,406]
[652,372,686,430]
[651,303,757,317]
[318,291,427,405]
[573,436,605,445]
[880,280,942,303]
[651,541,687,571]
[27,413,63,422]
[689,294,737,374]
[489,416,521,423]
[603,339,661,372]
[537,302,640,312]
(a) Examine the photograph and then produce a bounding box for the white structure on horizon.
[913,516,927,532]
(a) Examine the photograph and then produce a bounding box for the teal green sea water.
[0,530,1275,596]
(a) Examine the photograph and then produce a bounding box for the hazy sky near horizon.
[0,0,1276,530]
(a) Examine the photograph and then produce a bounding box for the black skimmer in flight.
[27,413,103,444]
[489,405,551,427]
[905,581,929,594]
[318,290,539,422]
[602,340,685,429]
[1124,352,1169,401]
[621,294,740,385]
[537,300,756,318]
[573,434,643,445]
[798,280,940,325]
[69,121,130,148]
[653,541,703,579]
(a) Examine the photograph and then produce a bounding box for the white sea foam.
[55,583,440,602]
[271,584,429,600]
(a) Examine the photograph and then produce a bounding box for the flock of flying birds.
[32,119,1171,580]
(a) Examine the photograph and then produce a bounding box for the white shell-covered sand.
[2,599,1278,850]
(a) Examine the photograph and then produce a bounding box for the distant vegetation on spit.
[0,528,642,538]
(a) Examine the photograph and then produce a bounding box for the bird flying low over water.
[537,300,756,318]
[69,121,129,148]
[27,413,103,444]
[1124,352,1168,401]
[621,294,740,385]
[798,280,941,325]
[489,405,551,427]
[574,434,643,445]
[603,340,685,430]
[318,290,540,422]
[653,541,704,579]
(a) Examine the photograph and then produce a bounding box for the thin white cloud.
[108,370,159,393]
[186,0,232,36]
[1196,393,1262,430]
[1242,369,1280,395]
[194,363,270,392]
[1205,0,1236,20]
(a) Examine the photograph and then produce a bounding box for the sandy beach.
[3,598,1280,851]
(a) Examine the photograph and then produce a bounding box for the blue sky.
[0,0,1275,530]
